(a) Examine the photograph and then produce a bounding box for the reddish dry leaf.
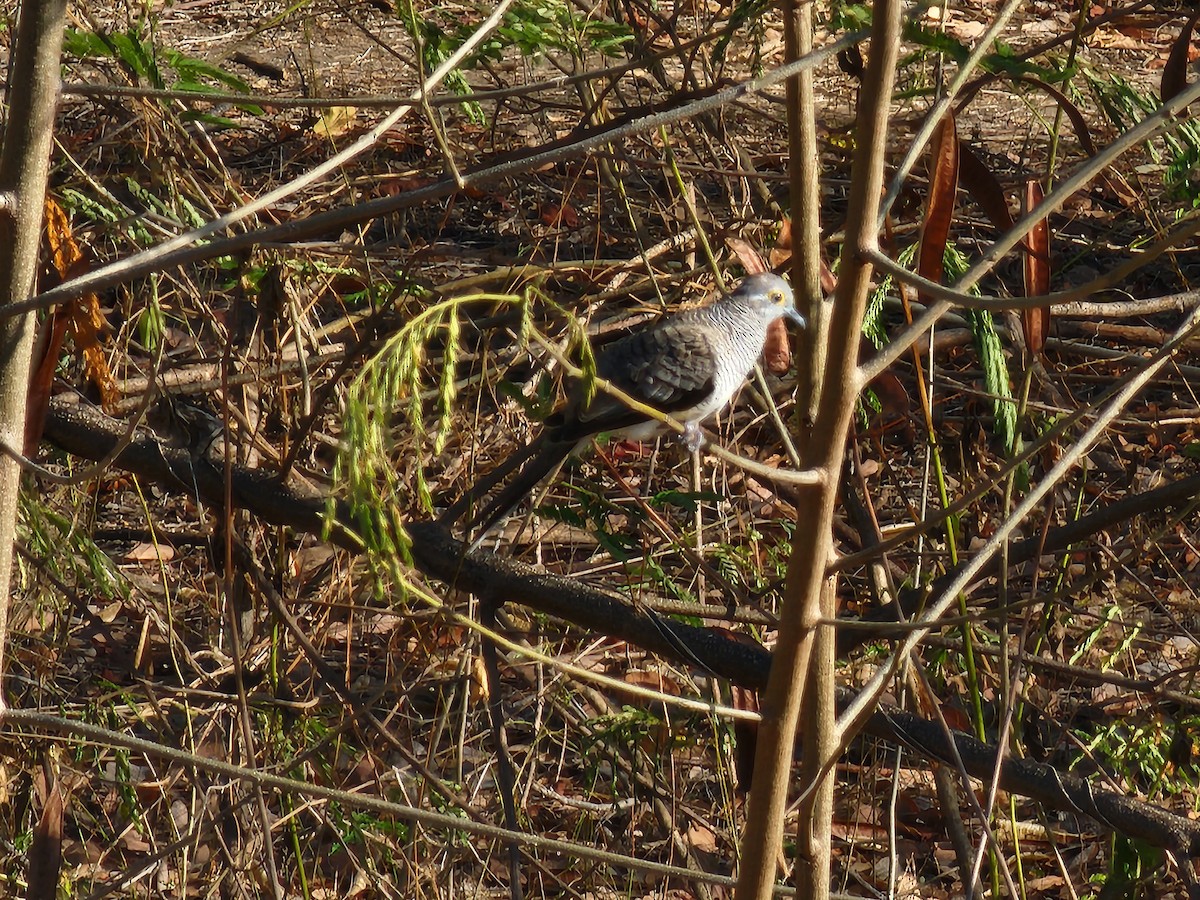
[1161,11,1200,103]
[1022,179,1052,355]
[26,199,79,450]
[763,319,793,374]
[958,142,1014,233]
[767,218,792,270]
[940,703,972,733]
[917,112,959,305]
[725,236,767,274]
[540,201,578,228]
[24,311,70,453]
[27,782,63,900]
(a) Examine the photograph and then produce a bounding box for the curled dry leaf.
[125,542,175,563]
[28,199,116,450]
[917,112,958,305]
[763,318,793,374]
[726,236,768,274]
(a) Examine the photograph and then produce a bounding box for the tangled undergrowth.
[5,1,1200,897]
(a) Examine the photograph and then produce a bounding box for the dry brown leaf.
[96,601,123,623]
[471,653,489,702]
[1021,179,1052,355]
[44,198,117,409]
[686,822,718,852]
[763,318,793,374]
[540,201,578,228]
[28,781,63,900]
[125,542,174,563]
[768,218,792,270]
[725,236,767,274]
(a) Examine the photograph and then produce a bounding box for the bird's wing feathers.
[561,319,718,437]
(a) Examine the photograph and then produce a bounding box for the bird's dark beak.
[786,307,806,328]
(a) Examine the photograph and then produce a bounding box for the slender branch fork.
[734,1,903,897]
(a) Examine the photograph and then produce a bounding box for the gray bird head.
[728,273,805,328]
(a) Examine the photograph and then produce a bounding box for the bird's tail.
[438,430,546,528]
[464,433,576,549]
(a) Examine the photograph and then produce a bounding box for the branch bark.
[0,0,70,699]
[735,2,902,897]
[782,0,835,895]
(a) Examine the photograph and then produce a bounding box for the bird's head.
[730,272,805,328]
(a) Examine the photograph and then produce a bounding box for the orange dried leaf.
[917,112,959,304]
[1021,179,1052,355]
[726,236,767,275]
[763,318,792,374]
[1161,12,1200,103]
[42,198,118,408]
[66,294,117,408]
[44,197,82,276]
[768,218,792,269]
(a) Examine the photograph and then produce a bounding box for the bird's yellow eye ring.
[768,289,784,304]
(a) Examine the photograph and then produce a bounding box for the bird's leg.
[679,420,705,453]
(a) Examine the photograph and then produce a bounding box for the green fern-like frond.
[332,290,526,567]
